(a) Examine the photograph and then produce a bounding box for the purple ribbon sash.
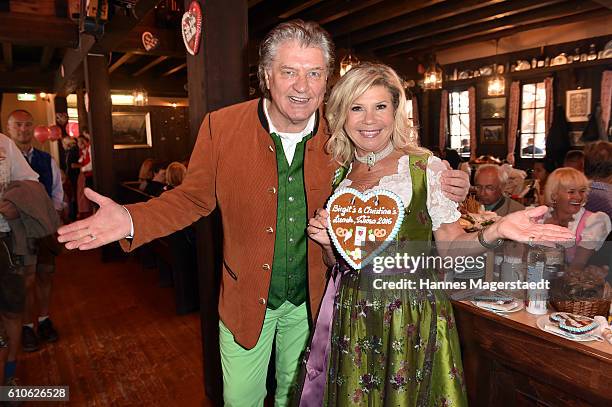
[299,264,344,406]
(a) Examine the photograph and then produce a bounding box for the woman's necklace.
[354,142,394,170]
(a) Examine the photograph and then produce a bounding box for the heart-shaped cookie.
[326,188,404,270]
[182,1,202,56]
[141,31,160,52]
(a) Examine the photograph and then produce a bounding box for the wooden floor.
[17,248,214,406]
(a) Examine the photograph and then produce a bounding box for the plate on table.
[471,296,524,313]
[536,315,600,342]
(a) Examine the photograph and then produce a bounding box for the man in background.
[0,132,39,385]
[7,110,63,352]
[564,150,585,172]
[475,164,524,216]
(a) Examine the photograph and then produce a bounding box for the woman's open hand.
[486,206,575,247]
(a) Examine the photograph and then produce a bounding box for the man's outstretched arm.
[58,112,220,251]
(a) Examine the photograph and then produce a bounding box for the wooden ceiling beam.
[53,33,96,96]
[161,62,187,77]
[132,55,169,76]
[0,12,77,48]
[40,46,55,71]
[108,52,134,74]
[326,0,444,38]
[359,0,565,52]
[344,0,506,47]
[55,0,162,96]
[592,0,612,9]
[249,0,324,35]
[96,0,164,51]
[2,43,12,70]
[279,0,323,18]
[113,28,183,57]
[385,7,608,57]
[0,69,55,92]
[298,0,385,26]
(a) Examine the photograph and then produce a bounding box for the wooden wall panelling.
[111,105,190,183]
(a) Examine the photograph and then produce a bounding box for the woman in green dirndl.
[297,63,574,406]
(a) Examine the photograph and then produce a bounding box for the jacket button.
[262,264,271,270]
[259,298,266,305]
[268,187,277,194]
[268,145,274,152]
[266,227,274,233]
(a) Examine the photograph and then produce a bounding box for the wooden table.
[452,301,612,406]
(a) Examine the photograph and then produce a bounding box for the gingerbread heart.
[141,31,160,52]
[182,1,202,56]
[326,188,404,269]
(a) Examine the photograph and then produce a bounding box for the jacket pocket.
[223,260,238,281]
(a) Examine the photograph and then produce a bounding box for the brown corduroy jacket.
[121,98,336,349]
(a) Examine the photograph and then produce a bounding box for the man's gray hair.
[475,164,508,187]
[258,19,335,98]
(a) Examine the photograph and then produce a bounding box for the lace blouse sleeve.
[426,156,461,231]
[579,211,612,250]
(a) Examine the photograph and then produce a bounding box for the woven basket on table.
[550,299,611,318]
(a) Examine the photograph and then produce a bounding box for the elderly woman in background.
[300,63,573,406]
[542,167,611,267]
[164,161,187,191]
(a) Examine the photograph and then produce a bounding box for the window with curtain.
[519,82,546,158]
[405,98,413,127]
[448,90,470,157]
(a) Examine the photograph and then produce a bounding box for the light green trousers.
[219,301,310,407]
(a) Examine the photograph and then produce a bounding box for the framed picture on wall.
[481,97,506,119]
[112,111,152,149]
[566,89,591,122]
[480,124,505,144]
[569,131,585,146]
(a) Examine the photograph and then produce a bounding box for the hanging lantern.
[423,57,443,90]
[340,53,359,77]
[488,39,505,96]
[132,88,148,106]
[487,69,505,96]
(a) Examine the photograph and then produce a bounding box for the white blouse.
[542,207,611,251]
[337,155,460,231]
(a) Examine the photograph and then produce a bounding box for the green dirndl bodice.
[324,154,467,406]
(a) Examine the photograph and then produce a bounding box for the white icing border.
[326,187,405,270]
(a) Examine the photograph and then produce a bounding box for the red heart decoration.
[327,188,404,270]
[34,126,50,143]
[141,31,160,52]
[48,125,62,141]
[182,1,202,56]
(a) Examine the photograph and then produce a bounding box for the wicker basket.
[550,299,611,318]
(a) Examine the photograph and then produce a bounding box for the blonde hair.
[325,62,427,166]
[166,161,187,187]
[543,167,589,206]
[138,158,154,181]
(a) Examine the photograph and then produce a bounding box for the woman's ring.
[89,234,97,241]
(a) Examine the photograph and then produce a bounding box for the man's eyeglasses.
[474,185,498,192]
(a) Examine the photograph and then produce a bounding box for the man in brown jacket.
[58,20,469,406]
